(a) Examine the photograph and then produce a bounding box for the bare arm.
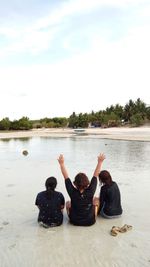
[58,154,69,180]
[93,153,106,177]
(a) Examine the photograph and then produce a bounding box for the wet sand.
[0,126,150,141]
[0,128,150,267]
[0,180,150,267]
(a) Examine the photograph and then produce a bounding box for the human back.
[35,176,65,227]
[65,173,97,226]
[99,170,122,218]
[58,153,106,226]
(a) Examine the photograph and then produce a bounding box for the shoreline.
[0,126,150,141]
[1,127,150,267]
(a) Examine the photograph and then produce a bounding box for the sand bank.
[0,126,150,141]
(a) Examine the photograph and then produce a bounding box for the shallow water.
[0,137,150,267]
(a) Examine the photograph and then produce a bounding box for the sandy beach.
[0,126,150,141]
[0,127,150,267]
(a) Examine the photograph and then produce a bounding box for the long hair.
[99,170,112,186]
[73,173,89,191]
[45,177,57,199]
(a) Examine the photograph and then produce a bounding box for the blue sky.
[0,0,150,120]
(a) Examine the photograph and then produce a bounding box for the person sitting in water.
[35,176,65,228]
[98,170,123,219]
[58,153,105,226]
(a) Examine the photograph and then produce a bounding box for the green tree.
[88,111,102,127]
[134,98,147,119]
[130,113,144,126]
[0,117,11,130]
[123,98,147,122]
[53,117,68,127]
[146,106,150,120]
[113,104,124,119]
[105,105,115,114]
[102,112,120,127]
[10,120,20,130]
[18,117,32,130]
[10,117,32,130]
[68,112,79,128]
[78,113,89,128]
[123,99,135,122]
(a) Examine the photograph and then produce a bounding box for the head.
[73,173,89,191]
[45,176,57,192]
[99,170,112,186]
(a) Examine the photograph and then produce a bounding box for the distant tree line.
[0,98,150,131]
[68,98,150,128]
[0,117,32,131]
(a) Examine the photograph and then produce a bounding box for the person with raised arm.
[58,153,105,226]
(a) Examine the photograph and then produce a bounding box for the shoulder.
[65,177,71,183]
[36,191,46,197]
[100,184,108,192]
[101,184,107,189]
[65,177,73,187]
[90,176,97,184]
[91,176,97,180]
[107,182,119,192]
[112,181,119,188]
[55,191,65,198]
[35,191,46,205]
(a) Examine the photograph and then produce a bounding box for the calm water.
[0,137,150,267]
[0,136,149,194]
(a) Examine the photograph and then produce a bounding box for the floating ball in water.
[22,150,28,156]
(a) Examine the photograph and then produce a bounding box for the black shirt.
[65,176,97,226]
[99,181,122,216]
[35,190,65,226]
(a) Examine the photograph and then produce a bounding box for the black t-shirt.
[65,176,97,226]
[35,190,65,226]
[99,181,122,216]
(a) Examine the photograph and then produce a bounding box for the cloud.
[0,0,150,119]
[1,0,149,58]
[0,28,150,120]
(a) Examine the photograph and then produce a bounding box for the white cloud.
[0,27,18,38]
[0,0,150,119]
[0,0,149,57]
[0,27,150,120]
[0,25,58,57]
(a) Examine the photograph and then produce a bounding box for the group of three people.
[35,153,122,228]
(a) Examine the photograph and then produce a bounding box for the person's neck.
[79,189,84,193]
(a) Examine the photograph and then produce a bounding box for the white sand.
[0,126,150,141]
[0,179,150,267]
[0,127,150,267]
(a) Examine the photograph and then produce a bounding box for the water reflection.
[0,138,12,142]
[0,137,149,176]
[0,137,31,142]
[0,136,149,267]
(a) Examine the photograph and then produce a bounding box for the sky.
[0,0,150,120]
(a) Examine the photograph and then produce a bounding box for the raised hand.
[93,153,106,177]
[58,154,69,179]
[97,153,106,163]
[58,154,65,165]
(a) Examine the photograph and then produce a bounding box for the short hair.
[73,173,89,191]
[99,170,112,185]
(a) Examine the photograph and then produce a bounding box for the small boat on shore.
[74,128,86,134]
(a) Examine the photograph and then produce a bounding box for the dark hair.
[45,177,57,199]
[99,170,112,186]
[73,173,89,191]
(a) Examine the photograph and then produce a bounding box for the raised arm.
[93,153,106,177]
[58,154,69,180]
